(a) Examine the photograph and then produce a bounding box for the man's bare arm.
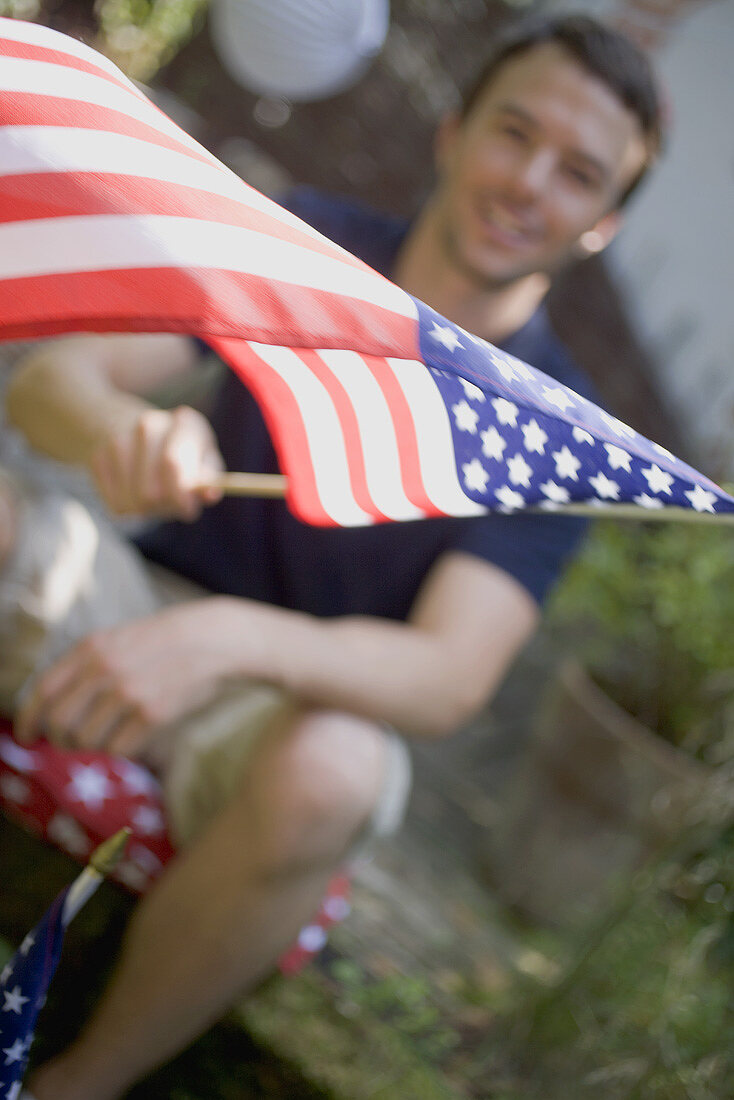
[17,550,539,748]
[254,549,540,736]
[6,333,199,464]
[6,334,223,519]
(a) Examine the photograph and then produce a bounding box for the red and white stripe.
[0,16,417,356]
[212,337,486,525]
[0,17,486,526]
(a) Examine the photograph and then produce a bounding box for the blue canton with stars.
[413,298,734,516]
[0,888,69,1099]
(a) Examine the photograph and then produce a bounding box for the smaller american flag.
[0,888,68,1098]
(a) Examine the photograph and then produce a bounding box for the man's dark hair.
[460,15,664,206]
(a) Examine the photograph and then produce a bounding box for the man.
[0,15,662,1099]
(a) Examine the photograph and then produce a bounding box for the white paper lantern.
[210,0,390,102]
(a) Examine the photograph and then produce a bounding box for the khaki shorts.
[0,475,411,856]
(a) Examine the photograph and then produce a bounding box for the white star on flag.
[47,813,91,857]
[323,895,352,921]
[633,493,664,509]
[492,397,519,427]
[2,1040,25,1066]
[522,419,548,454]
[685,485,717,513]
[113,759,159,796]
[589,472,621,500]
[298,924,328,952]
[540,481,571,503]
[553,446,582,481]
[495,486,526,511]
[463,459,490,493]
[481,426,507,461]
[503,355,534,381]
[7,1082,22,1100]
[131,805,165,836]
[543,386,575,412]
[604,443,632,471]
[600,411,636,438]
[489,354,518,382]
[67,763,112,810]
[1,962,13,984]
[642,464,674,495]
[128,844,163,876]
[572,426,595,446]
[452,399,480,433]
[458,377,486,402]
[429,322,462,352]
[18,935,35,958]
[507,453,533,488]
[0,737,38,773]
[116,861,149,892]
[0,775,29,804]
[2,988,29,1017]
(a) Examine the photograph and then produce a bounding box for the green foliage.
[518,853,734,1100]
[547,520,734,759]
[93,0,210,81]
[328,957,461,1062]
[517,535,734,1095]
[0,1,42,18]
[0,0,209,81]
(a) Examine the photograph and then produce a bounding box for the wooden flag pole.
[204,472,288,497]
[200,473,734,523]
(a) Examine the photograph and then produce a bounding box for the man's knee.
[237,710,390,872]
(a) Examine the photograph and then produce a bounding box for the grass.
[3,825,734,1100]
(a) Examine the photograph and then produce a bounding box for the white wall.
[542,0,734,472]
[607,1,734,473]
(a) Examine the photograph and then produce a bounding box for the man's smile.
[472,199,540,249]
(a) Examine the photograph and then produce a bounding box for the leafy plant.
[547,519,734,761]
[93,0,210,81]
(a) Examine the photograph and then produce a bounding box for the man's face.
[432,42,649,289]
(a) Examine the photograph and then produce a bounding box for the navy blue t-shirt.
[136,188,596,617]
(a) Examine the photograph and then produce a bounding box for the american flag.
[0,16,732,526]
[0,720,352,979]
[0,888,68,1098]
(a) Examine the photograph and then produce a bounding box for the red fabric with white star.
[0,718,350,975]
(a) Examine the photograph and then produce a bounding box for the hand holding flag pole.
[0,829,130,1097]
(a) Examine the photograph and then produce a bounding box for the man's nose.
[509,149,554,201]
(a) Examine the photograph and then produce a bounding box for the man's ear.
[577,209,624,257]
[434,112,461,174]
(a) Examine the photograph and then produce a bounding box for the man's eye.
[501,125,528,142]
[565,165,597,189]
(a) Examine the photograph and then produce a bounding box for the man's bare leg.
[27,710,387,1100]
